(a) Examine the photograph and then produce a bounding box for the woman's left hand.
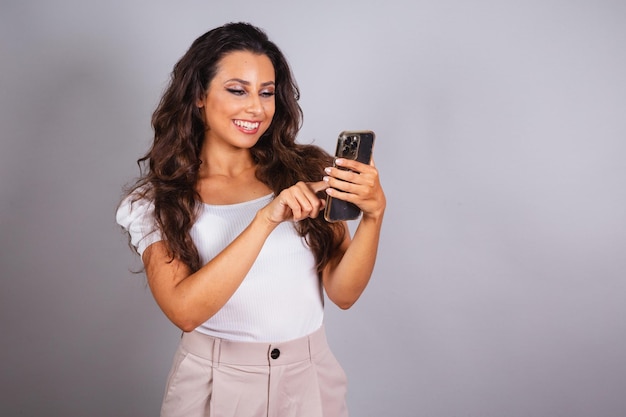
[323,158,386,221]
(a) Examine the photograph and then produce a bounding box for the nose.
[246,94,263,115]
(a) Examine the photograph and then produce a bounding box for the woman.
[116,22,385,417]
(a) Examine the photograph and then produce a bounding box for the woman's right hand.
[261,181,329,224]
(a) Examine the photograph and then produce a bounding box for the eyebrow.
[225,78,275,87]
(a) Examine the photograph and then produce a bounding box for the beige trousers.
[160,325,349,417]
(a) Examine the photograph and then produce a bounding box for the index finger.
[335,157,371,172]
[309,180,329,194]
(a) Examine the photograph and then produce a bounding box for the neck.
[199,145,256,179]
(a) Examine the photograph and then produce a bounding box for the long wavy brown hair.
[121,22,345,274]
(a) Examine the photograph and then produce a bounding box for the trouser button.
[270,348,280,359]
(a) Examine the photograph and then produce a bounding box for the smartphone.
[324,130,375,222]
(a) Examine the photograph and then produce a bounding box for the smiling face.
[197,50,276,151]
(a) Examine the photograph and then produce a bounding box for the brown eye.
[226,88,245,96]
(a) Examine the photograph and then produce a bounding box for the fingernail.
[323,176,330,182]
[325,188,333,195]
[324,167,331,174]
[335,158,344,165]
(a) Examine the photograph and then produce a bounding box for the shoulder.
[297,143,332,159]
[301,144,333,180]
[295,143,333,169]
[116,185,153,223]
[116,185,163,255]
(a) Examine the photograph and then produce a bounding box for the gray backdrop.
[1,0,625,416]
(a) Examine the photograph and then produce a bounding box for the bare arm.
[143,181,329,332]
[322,158,386,309]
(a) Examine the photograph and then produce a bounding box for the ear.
[196,98,205,108]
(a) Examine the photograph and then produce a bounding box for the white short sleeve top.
[116,193,324,342]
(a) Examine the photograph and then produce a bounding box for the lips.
[233,119,261,133]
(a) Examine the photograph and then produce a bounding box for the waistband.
[180,325,329,366]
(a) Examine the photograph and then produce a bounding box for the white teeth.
[234,120,259,130]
